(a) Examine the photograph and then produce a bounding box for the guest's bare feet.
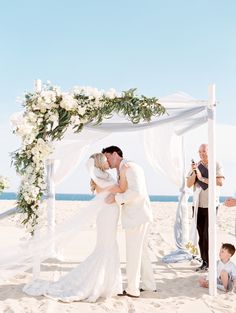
[199,277,209,288]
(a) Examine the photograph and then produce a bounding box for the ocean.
[0,192,228,203]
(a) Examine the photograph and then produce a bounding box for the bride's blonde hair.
[89,153,108,193]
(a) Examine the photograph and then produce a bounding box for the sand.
[0,200,236,313]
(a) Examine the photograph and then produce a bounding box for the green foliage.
[12,84,166,231]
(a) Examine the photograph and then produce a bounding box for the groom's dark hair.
[102,146,123,157]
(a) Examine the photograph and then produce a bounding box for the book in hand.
[196,163,208,190]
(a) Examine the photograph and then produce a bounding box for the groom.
[102,145,156,298]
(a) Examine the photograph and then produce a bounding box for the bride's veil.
[0,158,116,282]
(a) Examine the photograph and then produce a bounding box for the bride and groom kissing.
[23,145,156,302]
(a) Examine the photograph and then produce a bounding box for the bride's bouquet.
[0,176,9,193]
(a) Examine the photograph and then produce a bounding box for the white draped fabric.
[51,129,109,185]
[0,155,118,283]
[8,91,209,276]
[143,125,190,253]
[51,92,207,188]
[0,190,117,282]
[46,92,208,256]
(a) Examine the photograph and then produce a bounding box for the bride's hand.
[108,185,120,193]
[105,193,116,204]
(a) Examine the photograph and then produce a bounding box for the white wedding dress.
[0,159,122,303]
[23,196,122,302]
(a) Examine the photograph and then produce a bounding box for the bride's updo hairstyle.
[89,153,109,193]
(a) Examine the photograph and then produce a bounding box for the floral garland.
[12,83,166,232]
[0,176,9,193]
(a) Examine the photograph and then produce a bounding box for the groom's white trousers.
[125,222,156,296]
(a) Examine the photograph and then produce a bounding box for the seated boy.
[199,243,236,292]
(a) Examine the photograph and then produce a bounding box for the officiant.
[186,143,224,272]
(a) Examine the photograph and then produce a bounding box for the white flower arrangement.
[12,82,166,232]
[0,176,10,193]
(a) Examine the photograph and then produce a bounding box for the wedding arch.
[12,81,166,230]
[11,80,218,295]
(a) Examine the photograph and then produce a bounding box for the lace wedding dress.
[23,198,122,302]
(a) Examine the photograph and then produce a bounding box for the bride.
[9,153,124,302]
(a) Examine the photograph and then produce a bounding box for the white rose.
[41,90,57,105]
[60,93,77,111]
[94,97,103,107]
[23,132,37,145]
[89,87,103,99]
[73,86,84,94]
[0,176,9,190]
[37,118,43,125]
[11,112,36,138]
[71,116,81,125]
[78,106,87,115]
[16,122,34,137]
[26,112,38,123]
[104,88,118,99]
[48,112,59,130]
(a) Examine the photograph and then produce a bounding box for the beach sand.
[0,200,236,313]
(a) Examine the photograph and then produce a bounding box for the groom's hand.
[105,193,116,204]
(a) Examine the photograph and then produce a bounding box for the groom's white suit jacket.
[115,160,153,229]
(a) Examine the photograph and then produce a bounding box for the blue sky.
[0,0,236,194]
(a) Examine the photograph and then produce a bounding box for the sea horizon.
[0,192,228,203]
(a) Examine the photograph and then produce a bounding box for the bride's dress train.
[0,157,122,302]
[23,201,122,302]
